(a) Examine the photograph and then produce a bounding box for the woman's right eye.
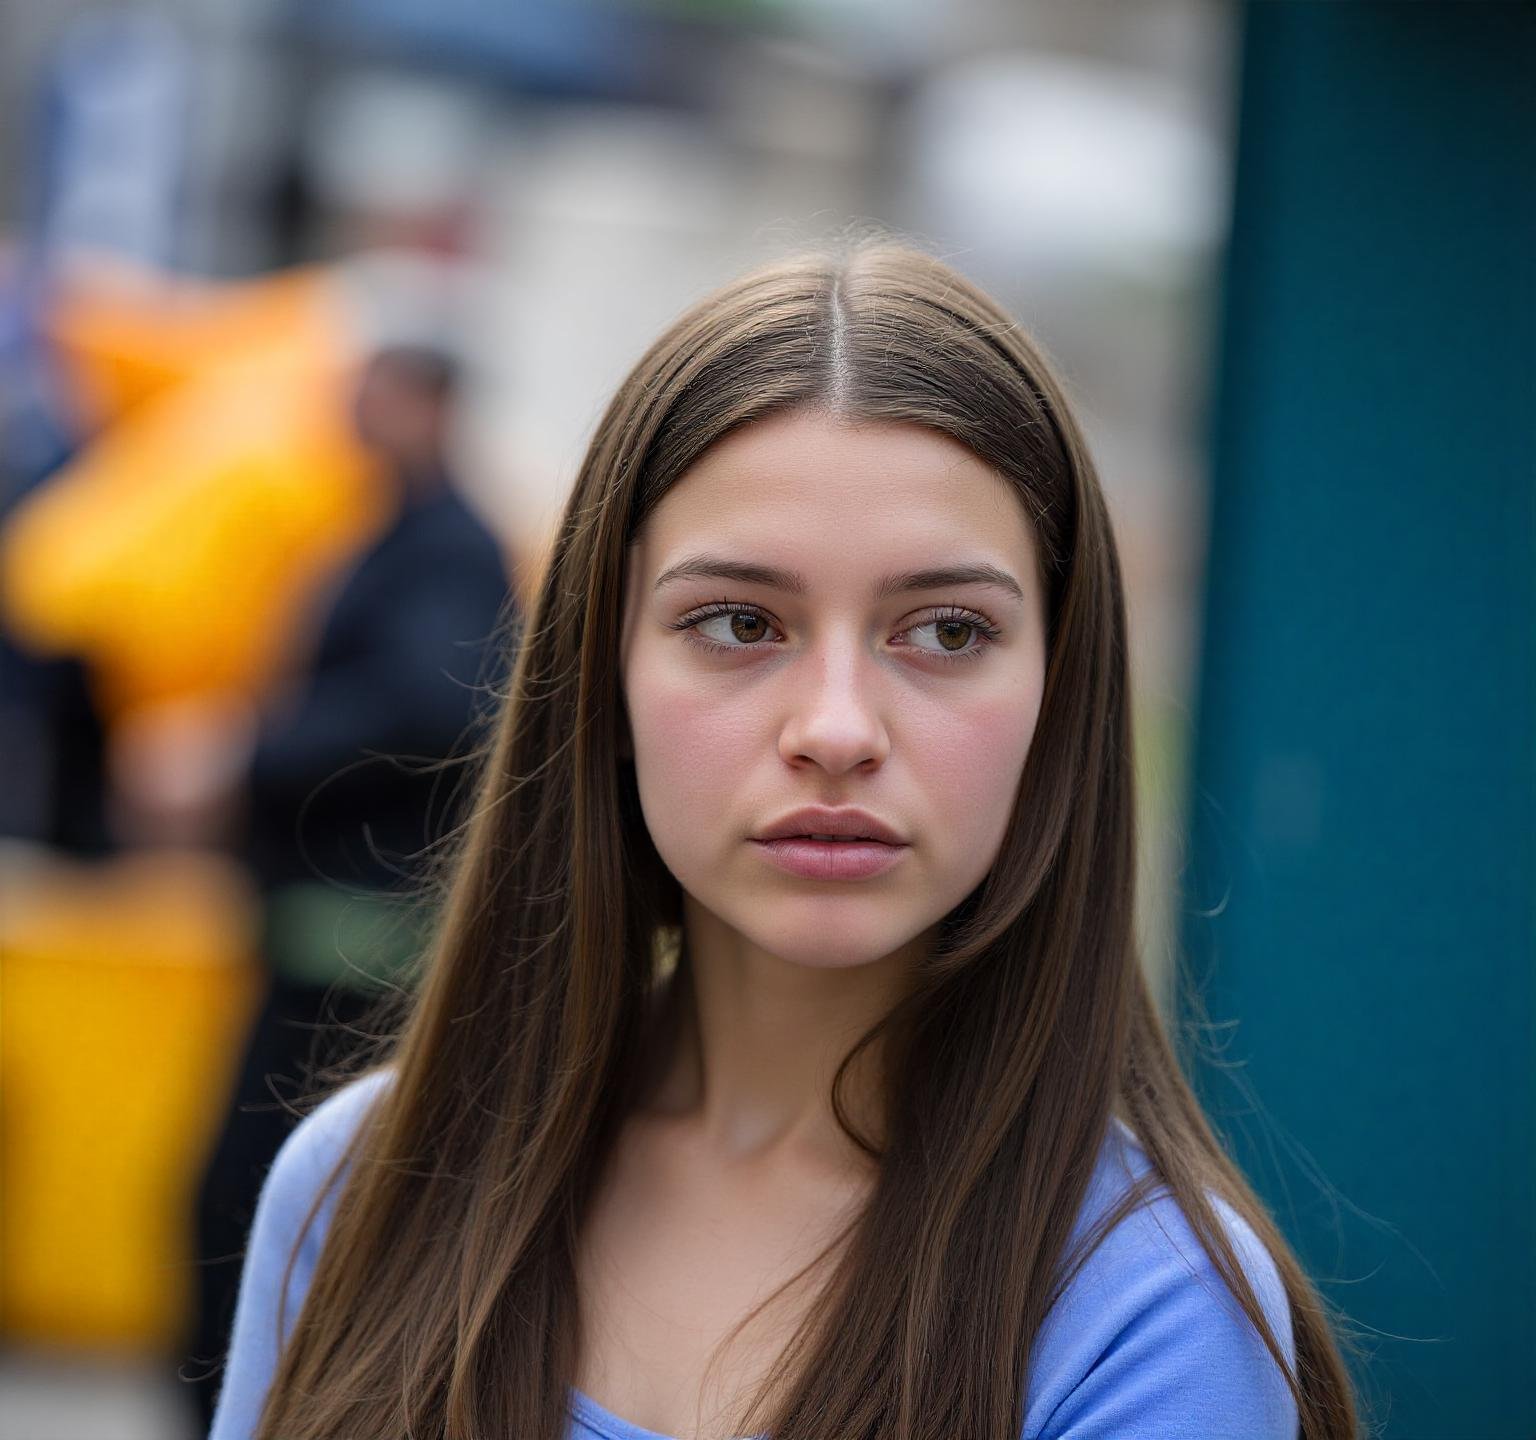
[675,604,780,651]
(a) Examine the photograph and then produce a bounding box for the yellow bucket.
[0,845,260,1352]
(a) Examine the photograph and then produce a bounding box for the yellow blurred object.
[0,264,394,719]
[0,845,261,1351]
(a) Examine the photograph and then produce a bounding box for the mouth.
[752,806,907,849]
[749,834,909,881]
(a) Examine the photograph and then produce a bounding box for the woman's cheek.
[917,693,1039,868]
[628,676,740,851]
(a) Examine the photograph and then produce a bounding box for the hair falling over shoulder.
[255,235,1365,1440]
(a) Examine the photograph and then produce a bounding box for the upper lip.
[754,807,907,846]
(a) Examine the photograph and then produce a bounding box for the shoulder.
[271,1067,395,1244]
[208,1067,396,1440]
[354,491,506,596]
[1022,1119,1299,1440]
[410,490,507,567]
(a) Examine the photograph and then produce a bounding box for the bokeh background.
[0,3,1530,1438]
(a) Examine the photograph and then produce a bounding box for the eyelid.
[668,597,1003,656]
[671,597,1001,628]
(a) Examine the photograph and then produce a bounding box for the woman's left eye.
[669,602,1000,663]
[903,608,1002,661]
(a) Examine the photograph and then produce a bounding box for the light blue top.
[208,1069,1299,1440]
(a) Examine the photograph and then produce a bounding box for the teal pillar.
[1184,5,1534,1438]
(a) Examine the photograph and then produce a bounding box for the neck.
[392,452,449,501]
[646,895,928,1170]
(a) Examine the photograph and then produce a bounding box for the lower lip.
[750,838,909,880]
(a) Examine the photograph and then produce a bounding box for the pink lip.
[750,837,909,881]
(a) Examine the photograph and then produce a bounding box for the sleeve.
[206,1073,389,1440]
[1027,1193,1299,1440]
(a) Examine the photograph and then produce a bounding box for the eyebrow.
[653,553,1028,606]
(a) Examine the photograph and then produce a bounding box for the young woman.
[208,239,1362,1440]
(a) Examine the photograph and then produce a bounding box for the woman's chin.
[734,919,925,973]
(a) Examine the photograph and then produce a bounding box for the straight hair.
[254,237,1363,1439]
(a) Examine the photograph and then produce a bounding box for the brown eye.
[905,608,1000,662]
[728,612,769,644]
[675,603,782,652]
[935,620,974,652]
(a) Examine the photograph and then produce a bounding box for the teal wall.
[1183,5,1534,1438]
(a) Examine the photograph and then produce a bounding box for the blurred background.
[0,2,1529,1438]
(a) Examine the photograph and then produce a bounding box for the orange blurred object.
[44,260,336,430]
[0,262,394,720]
[0,845,261,1350]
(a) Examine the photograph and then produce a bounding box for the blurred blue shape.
[288,0,665,99]
[30,9,189,266]
[2,8,191,504]
[0,292,73,512]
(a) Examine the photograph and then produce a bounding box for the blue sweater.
[208,1070,1299,1440]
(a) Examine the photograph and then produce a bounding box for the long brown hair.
[256,237,1363,1439]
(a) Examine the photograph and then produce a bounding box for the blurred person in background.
[114,342,518,1431]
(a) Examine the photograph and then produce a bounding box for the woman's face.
[619,407,1049,971]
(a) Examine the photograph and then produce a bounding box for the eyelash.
[668,599,1003,664]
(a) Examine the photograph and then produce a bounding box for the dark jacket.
[242,477,513,984]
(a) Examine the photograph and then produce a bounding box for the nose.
[777,635,891,775]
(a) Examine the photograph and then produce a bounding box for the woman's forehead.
[630,412,1037,588]
[670,409,1002,500]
